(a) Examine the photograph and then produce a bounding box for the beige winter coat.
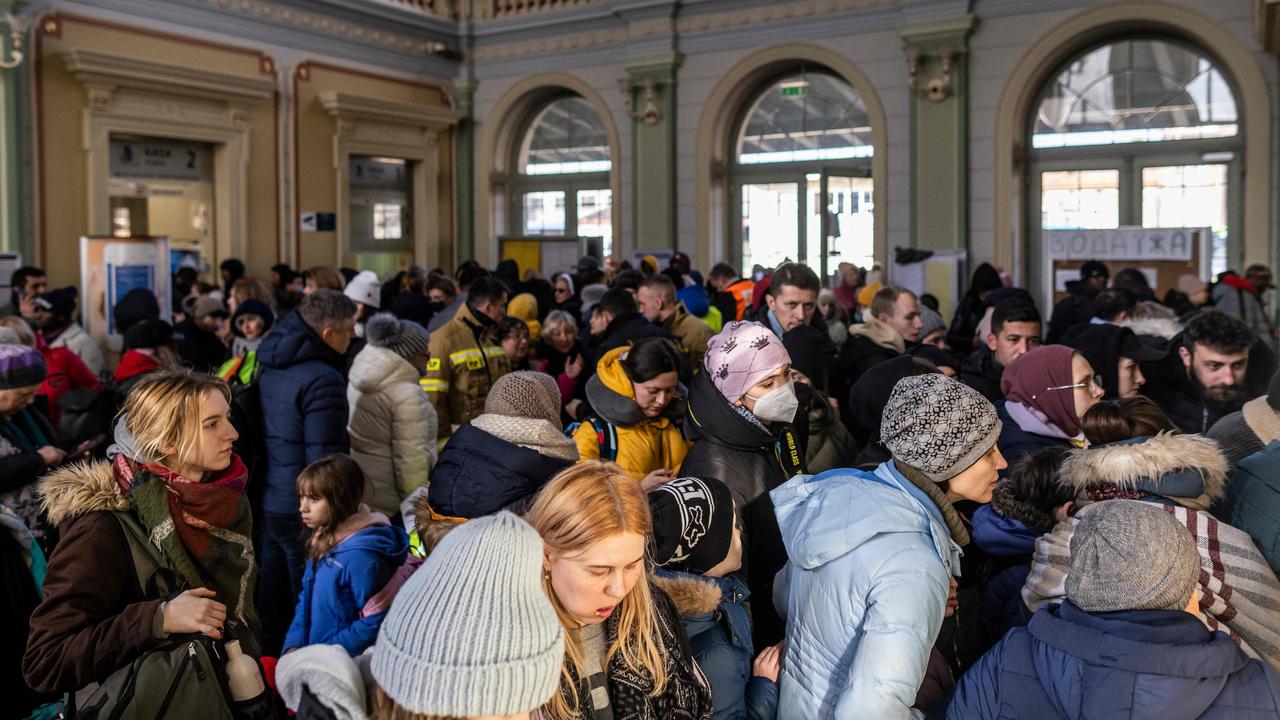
[347,344,437,517]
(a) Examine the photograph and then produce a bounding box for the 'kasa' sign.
[1045,227,1207,262]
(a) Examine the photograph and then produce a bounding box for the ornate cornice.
[199,0,450,55]
[62,48,277,101]
[318,89,463,129]
[471,0,900,62]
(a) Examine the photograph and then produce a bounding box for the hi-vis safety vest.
[420,303,509,442]
[726,279,755,322]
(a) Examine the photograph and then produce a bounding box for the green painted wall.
[902,15,973,253]
[626,56,679,250]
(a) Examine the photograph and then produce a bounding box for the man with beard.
[1141,310,1254,433]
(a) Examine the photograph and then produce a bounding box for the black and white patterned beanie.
[880,373,1001,482]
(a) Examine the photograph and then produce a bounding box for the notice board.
[500,236,585,278]
[80,235,172,353]
[1043,227,1209,310]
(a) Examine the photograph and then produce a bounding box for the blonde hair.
[525,462,667,719]
[119,369,231,469]
[368,684,461,720]
[230,277,277,311]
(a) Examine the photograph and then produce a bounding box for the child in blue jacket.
[971,446,1074,643]
[649,476,780,720]
[284,455,408,656]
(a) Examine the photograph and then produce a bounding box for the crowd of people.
[4,252,1280,719]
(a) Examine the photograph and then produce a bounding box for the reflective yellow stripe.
[419,379,449,393]
[483,346,505,359]
[449,348,482,366]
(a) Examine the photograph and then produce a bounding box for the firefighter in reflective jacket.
[419,285,510,444]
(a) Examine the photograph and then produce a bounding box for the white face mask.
[745,378,799,423]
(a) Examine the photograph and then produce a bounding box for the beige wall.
[35,13,279,286]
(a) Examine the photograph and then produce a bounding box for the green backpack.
[71,512,244,720]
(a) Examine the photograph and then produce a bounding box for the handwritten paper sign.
[1045,227,1207,262]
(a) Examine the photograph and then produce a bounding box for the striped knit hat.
[370,511,563,717]
[0,344,46,390]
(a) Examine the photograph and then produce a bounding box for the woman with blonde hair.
[24,369,262,703]
[526,461,713,720]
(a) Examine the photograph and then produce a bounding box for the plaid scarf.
[113,452,260,655]
[1023,502,1280,671]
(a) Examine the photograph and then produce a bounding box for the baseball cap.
[1079,261,1109,280]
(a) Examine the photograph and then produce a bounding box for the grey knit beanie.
[370,511,564,717]
[918,305,946,340]
[881,374,1001,482]
[365,313,430,360]
[484,370,564,430]
[1067,500,1200,613]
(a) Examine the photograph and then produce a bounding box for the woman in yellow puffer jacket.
[573,337,691,487]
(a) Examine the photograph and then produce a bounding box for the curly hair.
[1183,309,1254,355]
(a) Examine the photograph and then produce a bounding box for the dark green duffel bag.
[74,634,237,720]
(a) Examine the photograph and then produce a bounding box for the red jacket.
[114,350,159,383]
[38,346,101,424]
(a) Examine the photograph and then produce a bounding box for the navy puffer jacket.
[428,423,574,518]
[257,311,350,514]
[947,601,1280,719]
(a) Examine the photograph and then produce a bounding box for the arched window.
[1028,37,1241,305]
[730,68,874,277]
[511,95,613,256]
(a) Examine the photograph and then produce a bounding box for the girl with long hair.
[283,454,408,656]
[526,462,712,720]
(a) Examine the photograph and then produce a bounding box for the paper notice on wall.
[1044,227,1206,261]
[81,236,172,353]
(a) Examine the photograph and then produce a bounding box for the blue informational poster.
[107,263,155,335]
[80,236,172,353]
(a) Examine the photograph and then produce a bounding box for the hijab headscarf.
[1001,344,1082,437]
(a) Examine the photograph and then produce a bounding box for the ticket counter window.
[108,137,215,261]
[349,156,413,258]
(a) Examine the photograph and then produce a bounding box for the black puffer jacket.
[680,371,806,648]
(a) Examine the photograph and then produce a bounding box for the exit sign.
[781,86,806,96]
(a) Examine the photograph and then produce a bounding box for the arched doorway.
[1027,35,1242,305]
[729,67,874,278]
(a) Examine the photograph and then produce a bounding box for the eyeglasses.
[554,287,571,295]
[1038,374,1103,397]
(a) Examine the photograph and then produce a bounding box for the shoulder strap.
[578,417,619,462]
[111,511,176,599]
[597,419,618,462]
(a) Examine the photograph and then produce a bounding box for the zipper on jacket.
[154,642,195,717]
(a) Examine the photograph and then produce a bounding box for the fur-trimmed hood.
[651,571,724,617]
[39,459,128,527]
[1116,316,1182,340]
[1060,433,1227,510]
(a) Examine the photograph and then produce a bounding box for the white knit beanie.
[370,511,564,717]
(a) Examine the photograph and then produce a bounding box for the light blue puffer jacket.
[771,462,960,720]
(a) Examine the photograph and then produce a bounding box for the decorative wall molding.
[318,90,462,129]
[198,0,452,54]
[471,28,628,61]
[61,48,277,102]
[468,0,900,63]
[676,0,898,33]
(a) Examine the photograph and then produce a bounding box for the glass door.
[820,171,874,279]
[1030,163,1122,310]
[1138,160,1233,278]
[739,180,801,275]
